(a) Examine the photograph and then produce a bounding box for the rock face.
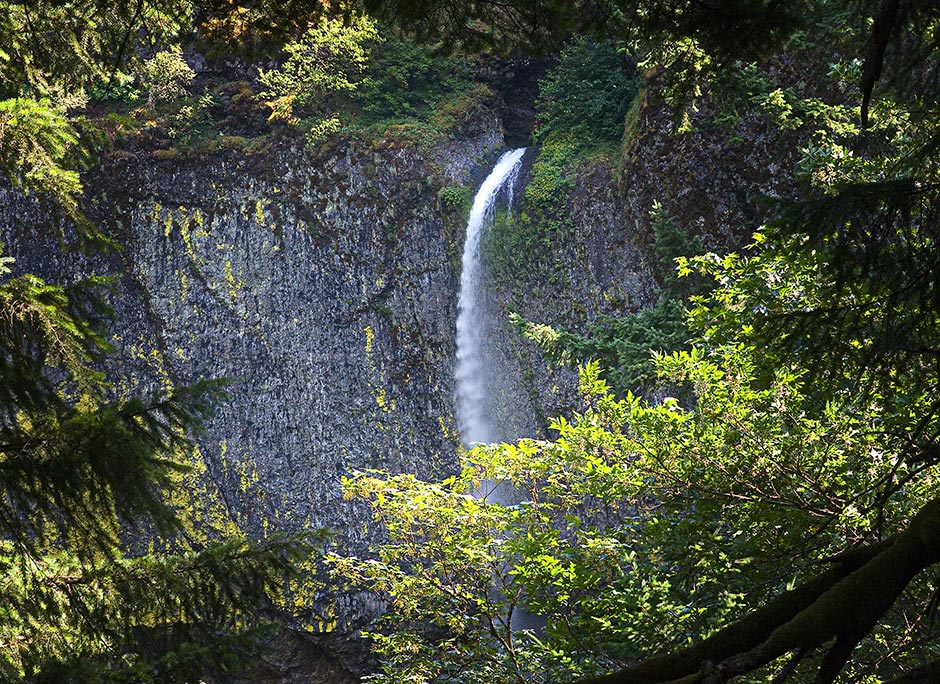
[620,72,803,257]
[0,69,797,679]
[119,139,499,544]
[1,121,504,676]
[484,73,804,429]
[2,121,506,542]
[482,153,661,436]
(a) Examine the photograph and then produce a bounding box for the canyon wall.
[0,70,797,679]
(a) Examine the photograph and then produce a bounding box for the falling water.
[455,148,526,448]
[454,148,542,631]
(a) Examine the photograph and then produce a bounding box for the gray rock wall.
[1,123,503,552]
[482,156,661,431]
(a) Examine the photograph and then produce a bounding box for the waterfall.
[455,148,526,448]
[454,149,542,631]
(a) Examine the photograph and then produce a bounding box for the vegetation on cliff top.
[80,14,488,157]
[485,35,639,281]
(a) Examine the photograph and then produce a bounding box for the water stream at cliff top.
[455,148,526,449]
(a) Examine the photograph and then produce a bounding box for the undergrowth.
[486,36,639,280]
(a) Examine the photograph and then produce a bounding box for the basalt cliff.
[0,63,796,681]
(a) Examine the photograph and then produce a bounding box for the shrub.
[354,35,472,126]
[258,15,379,126]
[168,93,215,143]
[140,46,195,107]
[87,71,141,104]
[437,184,471,210]
[536,36,638,149]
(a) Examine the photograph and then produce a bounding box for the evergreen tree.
[0,2,323,680]
[0,252,315,682]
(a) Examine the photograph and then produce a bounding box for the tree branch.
[860,0,900,127]
[581,497,940,684]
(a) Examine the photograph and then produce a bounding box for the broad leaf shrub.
[140,46,195,107]
[330,338,912,681]
[258,15,380,144]
[353,34,473,127]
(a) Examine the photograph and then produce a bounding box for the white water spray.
[455,148,526,447]
[454,149,543,631]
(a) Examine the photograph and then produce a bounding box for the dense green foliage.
[0,0,190,97]
[336,2,940,684]
[259,15,381,142]
[367,0,804,63]
[513,298,688,396]
[335,343,931,682]
[535,37,637,149]
[0,98,84,225]
[258,15,481,146]
[354,34,473,126]
[140,46,196,107]
[487,37,638,278]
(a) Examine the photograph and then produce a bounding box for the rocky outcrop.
[483,153,661,434]
[0,62,801,679]
[0,119,503,675]
[620,71,804,257]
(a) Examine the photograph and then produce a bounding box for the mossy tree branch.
[581,498,940,684]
